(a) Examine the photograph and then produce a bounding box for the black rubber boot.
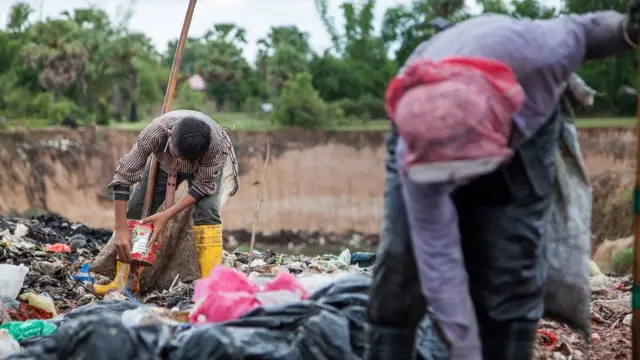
[363,324,418,360]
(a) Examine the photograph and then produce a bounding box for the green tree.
[382,0,468,66]
[21,19,87,101]
[194,23,253,111]
[271,72,330,129]
[257,26,311,95]
[564,0,635,116]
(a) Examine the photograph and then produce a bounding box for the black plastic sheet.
[9,276,448,360]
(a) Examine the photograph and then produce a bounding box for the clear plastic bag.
[0,329,20,359]
[0,265,29,299]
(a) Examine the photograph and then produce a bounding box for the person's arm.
[108,122,163,228]
[513,11,631,72]
[489,12,631,143]
[397,139,481,356]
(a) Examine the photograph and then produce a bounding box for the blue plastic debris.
[72,264,95,284]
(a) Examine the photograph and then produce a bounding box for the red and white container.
[127,219,158,266]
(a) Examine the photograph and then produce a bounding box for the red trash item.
[189,266,310,323]
[385,57,523,169]
[127,219,157,266]
[7,301,52,321]
[44,244,71,253]
[537,329,559,348]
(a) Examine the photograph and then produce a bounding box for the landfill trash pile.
[0,213,373,312]
[224,228,379,250]
[533,270,632,359]
[0,215,108,311]
[0,213,634,359]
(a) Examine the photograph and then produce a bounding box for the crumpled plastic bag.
[0,321,56,342]
[0,265,28,300]
[0,329,20,359]
[190,266,309,323]
[17,294,56,318]
[44,244,71,254]
[544,118,592,335]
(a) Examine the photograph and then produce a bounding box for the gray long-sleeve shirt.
[399,12,631,360]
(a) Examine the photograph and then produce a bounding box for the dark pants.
[126,162,223,226]
[366,114,559,360]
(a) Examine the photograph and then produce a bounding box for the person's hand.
[115,228,132,263]
[142,211,172,246]
[627,0,640,43]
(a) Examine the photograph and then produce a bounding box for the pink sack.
[189,266,310,323]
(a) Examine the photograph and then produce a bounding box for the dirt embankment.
[0,126,635,245]
[0,127,386,233]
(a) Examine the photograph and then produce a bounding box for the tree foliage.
[0,0,634,127]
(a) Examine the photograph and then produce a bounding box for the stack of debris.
[534,271,632,359]
[0,213,634,359]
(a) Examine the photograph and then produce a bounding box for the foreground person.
[365,6,640,360]
[93,110,238,295]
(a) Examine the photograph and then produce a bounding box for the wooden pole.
[246,136,271,273]
[141,0,197,218]
[633,44,640,360]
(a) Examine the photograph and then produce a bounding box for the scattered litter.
[12,225,27,238]
[0,329,20,359]
[189,266,309,323]
[44,244,71,254]
[17,294,57,317]
[537,329,559,348]
[71,264,95,284]
[0,213,634,358]
[0,266,28,299]
[0,300,10,325]
[0,320,56,342]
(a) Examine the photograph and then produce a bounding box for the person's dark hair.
[171,116,211,162]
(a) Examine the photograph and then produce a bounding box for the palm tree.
[21,19,87,101]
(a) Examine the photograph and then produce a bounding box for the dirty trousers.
[126,162,223,225]
[365,114,559,360]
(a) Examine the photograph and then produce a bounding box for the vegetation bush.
[174,82,205,112]
[242,96,265,118]
[612,248,633,276]
[0,0,632,129]
[271,72,331,129]
[49,98,79,123]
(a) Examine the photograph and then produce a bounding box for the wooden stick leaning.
[118,0,198,293]
[246,136,271,274]
[141,0,198,218]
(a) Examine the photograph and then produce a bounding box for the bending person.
[94,110,238,295]
[364,6,640,360]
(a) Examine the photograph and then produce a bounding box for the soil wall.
[0,126,635,243]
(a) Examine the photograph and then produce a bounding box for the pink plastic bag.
[189,266,309,323]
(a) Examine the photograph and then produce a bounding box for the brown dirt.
[0,126,636,245]
[578,127,636,248]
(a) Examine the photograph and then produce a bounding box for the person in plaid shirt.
[94,110,238,296]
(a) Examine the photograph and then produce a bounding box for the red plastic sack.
[189,266,309,323]
[385,57,524,168]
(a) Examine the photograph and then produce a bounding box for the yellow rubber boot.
[93,262,143,296]
[194,224,223,278]
[94,261,130,296]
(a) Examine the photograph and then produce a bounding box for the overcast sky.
[0,0,561,62]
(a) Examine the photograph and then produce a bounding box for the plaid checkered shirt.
[108,110,233,202]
